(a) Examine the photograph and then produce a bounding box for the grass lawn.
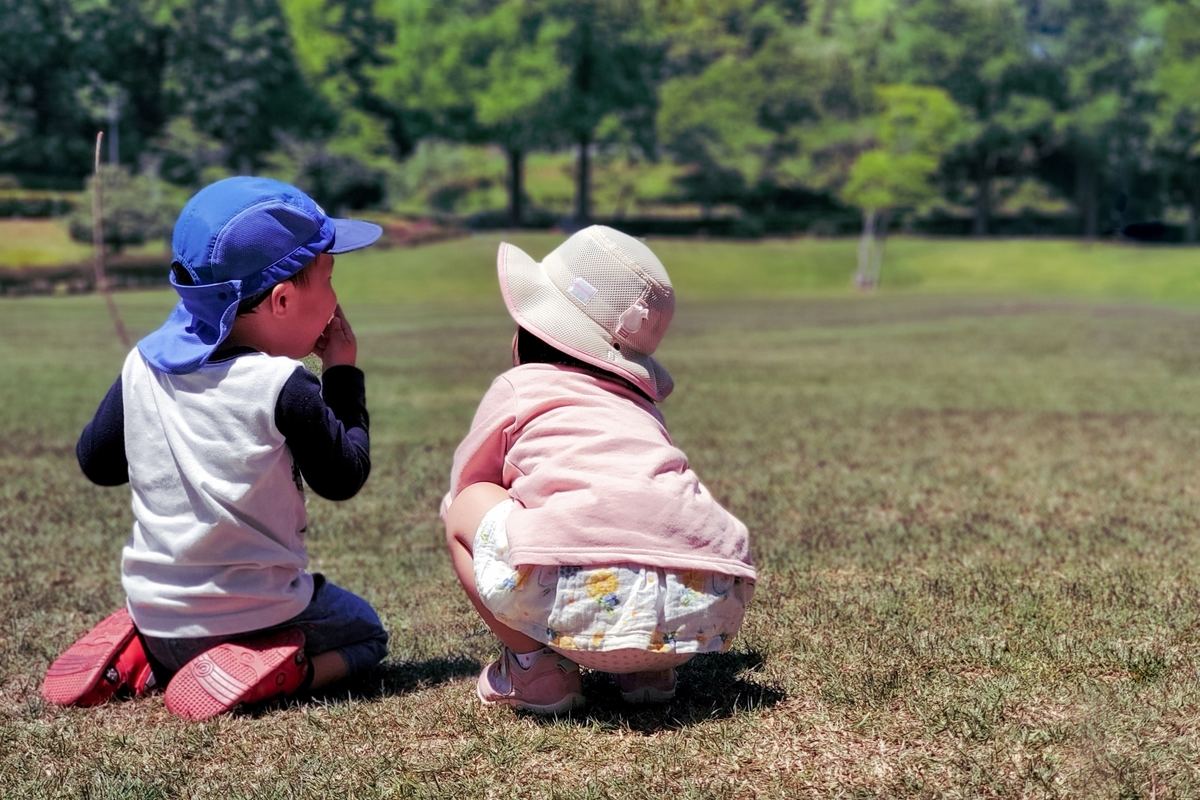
[2,235,1200,796]
[0,219,165,270]
[332,233,1200,307]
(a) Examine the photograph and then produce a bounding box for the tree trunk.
[1188,181,1200,244]
[973,170,992,237]
[871,211,892,287]
[575,135,591,224]
[507,147,524,227]
[1077,161,1099,240]
[855,208,877,290]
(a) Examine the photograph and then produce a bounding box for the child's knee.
[338,624,388,674]
[364,626,389,665]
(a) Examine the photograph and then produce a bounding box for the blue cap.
[138,176,382,373]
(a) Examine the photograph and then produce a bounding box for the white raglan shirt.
[120,349,313,638]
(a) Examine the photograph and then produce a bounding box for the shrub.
[67,166,179,253]
[0,190,79,218]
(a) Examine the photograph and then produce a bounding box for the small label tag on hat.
[568,277,597,305]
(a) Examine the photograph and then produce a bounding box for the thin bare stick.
[92,131,130,348]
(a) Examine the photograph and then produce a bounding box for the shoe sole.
[164,628,305,721]
[42,609,136,706]
[478,690,586,716]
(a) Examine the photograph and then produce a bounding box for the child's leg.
[446,484,584,714]
[285,575,388,688]
[444,482,543,654]
[308,651,349,689]
[147,578,386,692]
[158,576,387,720]
[164,628,309,721]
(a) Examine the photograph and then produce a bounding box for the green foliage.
[262,108,398,213]
[877,0,1059,232]
[1028,0,1159,236]
[387,141,506,216]
[151,117,230,188]
[657,0,870,202]
[842,85,968,214]
[159,0,336,173]
[4,0,1200,236]
[0,0,167,181]
[371,0,664,221]
[844,150,938,211]
[66,165,179,253]
[263,137,388,215]
[0,189,78,218]
[1147,0,1200,237]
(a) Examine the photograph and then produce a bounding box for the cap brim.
[497,242,673,401]
[328,218,383,254]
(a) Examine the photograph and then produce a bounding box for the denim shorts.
[141,574,388,677]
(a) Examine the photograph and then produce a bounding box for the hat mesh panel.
[215,206,319,281]
[542,232,674,356]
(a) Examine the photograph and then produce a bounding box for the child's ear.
[268,282,292,316]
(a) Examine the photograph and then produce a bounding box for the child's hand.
[314,305,357,369]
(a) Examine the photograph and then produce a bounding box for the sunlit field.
[3,235,1200,796]
[0,219,164,270]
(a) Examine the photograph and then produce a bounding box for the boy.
[42,176,389,720]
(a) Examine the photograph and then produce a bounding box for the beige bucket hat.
[498,225,675,401]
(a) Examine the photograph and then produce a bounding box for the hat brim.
[328,218,383,254]
[497,242,673,401]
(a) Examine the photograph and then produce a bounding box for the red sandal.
[164,627,308,721]
[42,608,154,706]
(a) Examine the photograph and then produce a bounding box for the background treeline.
[1,0,1198,241]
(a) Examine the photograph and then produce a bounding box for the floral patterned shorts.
[473,500,755,657]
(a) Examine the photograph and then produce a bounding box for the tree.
[657,0,884,222]
[841,84,967,287]
[881,0,1057,235]
[659,1,805,210]
[369,0,566,225]
[0,0,168,184]
[68,165,178,253]
[375,0,662,226]
[159,0,335,173]
[1147,0,1200,241]
[545,0,665,223]
[281,0,427,162]
[1026,0,1157,239]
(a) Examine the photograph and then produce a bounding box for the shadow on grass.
[253,650,781,728]
[532,649,785,733]
[329,655,483,700]
[252,655,482,714]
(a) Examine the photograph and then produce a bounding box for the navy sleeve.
[275,365,370,501]
[77,377,129,486]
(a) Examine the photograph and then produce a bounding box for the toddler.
[42,177,389,720]
[443,225,755,714]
